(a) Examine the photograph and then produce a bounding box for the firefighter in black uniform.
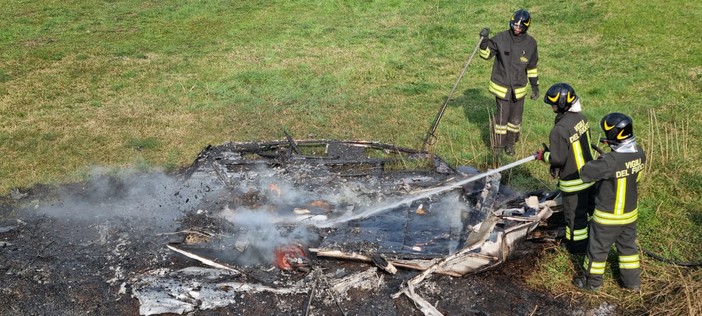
[535,83,595,254]
[479,9,539,156]
[574,112,646,291]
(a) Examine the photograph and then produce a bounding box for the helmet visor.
[511,20,525,29]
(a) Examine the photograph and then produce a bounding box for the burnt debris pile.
[1,140,559,316]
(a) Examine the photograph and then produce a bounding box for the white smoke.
[31,166,224,231]
[23,162,471,268]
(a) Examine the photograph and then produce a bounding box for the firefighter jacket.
[479,30,538,100]
[580,146,646,225]
[543,112,595,193]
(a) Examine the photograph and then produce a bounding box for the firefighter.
[574,112,646,291]
[534,83,595,255]
[479,9,539,156]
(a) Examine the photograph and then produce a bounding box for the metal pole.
[422,36,485,152]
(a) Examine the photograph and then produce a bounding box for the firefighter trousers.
[493,97,524,149]
[584,221,640,289]
[562,188,594,255]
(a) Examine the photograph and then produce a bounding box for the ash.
[0,140,599,315]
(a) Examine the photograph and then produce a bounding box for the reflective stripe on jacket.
[479,30,538,100]
[545,112,595,193]
[580,145,647,225]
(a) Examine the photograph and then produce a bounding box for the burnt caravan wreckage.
[133,139,559,315]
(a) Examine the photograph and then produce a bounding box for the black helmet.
[510,9,531,33]
[600,112,635,145]
[544,83,579,113]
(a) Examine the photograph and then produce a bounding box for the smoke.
[218,208,316,266]
[213,165,477,265]
[30,166,224,232]
[21,160,475,268]
[212,169,326,266]
[211,166,390,266]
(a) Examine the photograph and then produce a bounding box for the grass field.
[1,1,700,314]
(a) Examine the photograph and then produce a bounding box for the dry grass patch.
[527,245,701,315]
[633,264,702,316]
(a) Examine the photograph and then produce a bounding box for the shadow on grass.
[442,87,542,186]
[683,173,702,227]
[452,88,494,150]
[451,88,545,188]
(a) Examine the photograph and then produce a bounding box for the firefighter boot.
[567,240,588,255]
[573,277,601,292]
[618,279,641,292]
[505,132,518,156]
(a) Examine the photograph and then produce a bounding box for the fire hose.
[642,248,702,267]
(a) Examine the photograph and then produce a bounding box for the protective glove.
[479,27,490,38]
[534,143,549,161]
[530,85,540,100]
[534,148,546,161]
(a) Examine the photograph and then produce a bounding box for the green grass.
[1,0,701,314]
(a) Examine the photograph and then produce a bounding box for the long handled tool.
[421,36,484,152]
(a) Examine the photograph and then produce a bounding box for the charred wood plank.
[167,244,242,274]
[284,130,302,156]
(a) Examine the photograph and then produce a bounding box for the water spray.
[317,155,536,227]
